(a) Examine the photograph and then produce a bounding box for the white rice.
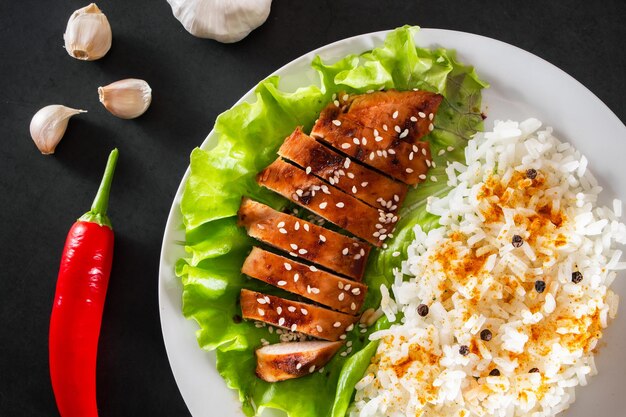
[351,119,625,417]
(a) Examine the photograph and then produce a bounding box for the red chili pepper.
[49,149,119,417]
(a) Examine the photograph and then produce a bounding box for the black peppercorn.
[417,304,429,317]
[489,369,500,376]
[511,234,523,248]
[529,368,540,373]
[534,280,546,293]
[572,271,583,284]
[480,329,492,341]
[459,345,469,356]
[526,168,538,179]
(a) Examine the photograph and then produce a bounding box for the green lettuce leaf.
[176,25,487,417]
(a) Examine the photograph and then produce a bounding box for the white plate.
[159,29,626,417]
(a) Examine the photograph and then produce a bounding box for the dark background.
[1,1,624,416]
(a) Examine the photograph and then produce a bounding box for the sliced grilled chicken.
[255,341,343,382]
[337,89,443,144]
[277,128,408,211]
[311,108,432,185]
[242,247,367,314]
[256,159,397,246]
[240,289,358,341]
[238,198,369,280]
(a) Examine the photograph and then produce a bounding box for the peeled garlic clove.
[64,3,112,61]
[30,105,86,155]
[98,79,152,119]
[167,0,272,43]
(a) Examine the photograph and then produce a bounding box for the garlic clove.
[64,3,112,61]
[98,79,152,119]
[30,105,87,155]
[167,0,272,43]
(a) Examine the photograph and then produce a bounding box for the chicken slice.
[255,341,343,382]
[238,198,369,280]
[256,159,397,246]
[311,106,432,185]
[338,89,443,144]
[242,247,367,314]
[277,128,408,211]
[240,289,358,341]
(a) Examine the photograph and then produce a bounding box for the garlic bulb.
[64,3,112,61]
[98,79,152,119]
[30,105,86,154]
[167,0,272,43]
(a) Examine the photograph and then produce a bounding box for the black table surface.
[1,1,624,416]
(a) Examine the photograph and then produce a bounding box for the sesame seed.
[447,146,454,152]
[332,93,337,100]
[419,174,427,180]
[284,263,292,271]
[316,325,323,332]
[360,328,367,333]
[375,136,383,142]
[276,306,282,314]
[341,143,351,149]
[329,177,335,185]
[346,324,354,331]
[340,352,347,357]
[342,94,349,101]
[342,248,349,255]
[410,116,417,122]
[382,124,388,131]
[318,367,325,374]
[373,231,380,238]
[291,323,297,332]
[319,202,327,209]
[422,148,427,156]
[382,150,388,158]
[304,223,310,231]
[309,365,316,373]
[338,293,345,301]
[307,285,312,293]
[352,288,361,295]
[369,152,375,160]
[375,223,382,229]
[431,176,438,182]
[279,228,287,234]
[257,308,265,316]
[351,185,357,194]
[353,137,360,145]
[361,137,367,145]
[418,111,426,118]
[376,150,382,157]
[360,248,365,256]
[277,280,287,286]
[332,119,341,126]
[394,125,401,133]
[295,221,300,230]
[347,172,355,179]
[289,252,298,257]
[296,362,302,370]
[388,149,396,155]
[290,243,298,250]
[399,129,409,139]
[298,248,307,255]
[426,160,432,167]
[428,123,434,131]
[319,234,326,242]
[296,189,303,196]
[306,166,312,174]
[338,282,344,290]
[311,287,320,294]
[336,202,345,208]
[309,265,318,272]
[406,168,414,173]
[277,221,285,228]
[346,347,352,354]
[293,273,299,282]
[428,113,434,120]
[344,158,351,169]
[288,306,296,312]
[340,335,347,341]
[354,254,362,260]
[392,251,400,257]
[379,234,387,241]
[333,321,341,328]
[392,110,399,119]
[257,298,266,304]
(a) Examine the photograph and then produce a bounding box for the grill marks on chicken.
[277,128,408,211]
[242,247,367,314]
[238,198,369,280]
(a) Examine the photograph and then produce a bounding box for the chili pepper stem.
[79,148,118,229]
